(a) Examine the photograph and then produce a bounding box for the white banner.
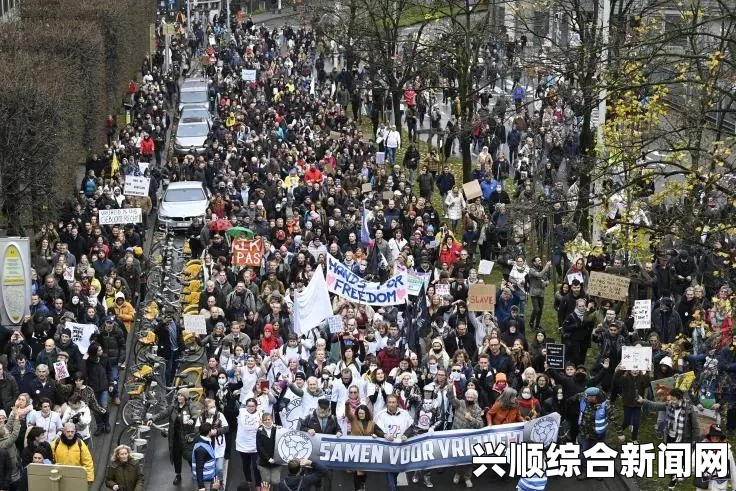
[124,175,150,197]
[325,254,407,306]
[621,346,652,371]
[98,208,142,225]
[633,299,651,330]
[242,69,256,81]
[67,322,98,355]
[183,314,207,335]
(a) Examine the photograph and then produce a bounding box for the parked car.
[180,107,212,126]
[174,116,210,155]
[158,181,211,230]
[178,83,209,112]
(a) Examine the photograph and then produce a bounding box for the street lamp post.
[591,0,610,243]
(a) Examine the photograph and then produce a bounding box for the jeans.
[578,436,597,476]
[622,406,642,440]
[95,390,110,427]
[386,146,397,165]
[215,456,225,481]
[166,349,179,386]
[110,365,120,398]
[387,472,398,491]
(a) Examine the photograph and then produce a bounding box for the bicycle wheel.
[117,425,138,447]
[122,399,146,426]
[136,344,158,364]
[147,268,163,290]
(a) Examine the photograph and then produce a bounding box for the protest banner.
[407,271,430,296]
[478,260,494,275]
[123,175,151,197]
[587,272,630,301]
[232,238,263,267]
[651,372,696,402]
[325,254,406,306]
[467,284,496,311]
[566,272,584,285]
[620,346,653,371]
[67,322,97,354]
[274,413,560,472]
[462,180,482,200]
[54,361,70,381]
[375,152,385,165]
[327,315,344,334]
[633,299,652,329]
[329,131,342,140]
[361,183,372,194]
[242,69,256,81]
[435,283,450,298]
[98,208,142,225]
[545,343,565,370]
[183,314,207,335]
[382,191,394,201]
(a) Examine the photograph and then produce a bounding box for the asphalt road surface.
[139,442,627,491]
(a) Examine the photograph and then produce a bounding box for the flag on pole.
[360,201,371,248]
[292,264,333,336]
[407,284,430,355]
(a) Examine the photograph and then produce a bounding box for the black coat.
[256,425,278,467]
[95,328,126,365]
[84,356,112,393]
[300,410,339,435]
[29,378,64,409]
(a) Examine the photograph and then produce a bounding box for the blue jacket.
[436,172,456,195]
[494,289,520,326]
[480,179,498,201]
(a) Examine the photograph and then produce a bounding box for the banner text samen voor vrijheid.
[274,413,560,472]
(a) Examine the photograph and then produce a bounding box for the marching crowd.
[1,5,736,491]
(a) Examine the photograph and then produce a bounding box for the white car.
[158,181,211,230]
[180,107,213,126]
[174,116,210,155]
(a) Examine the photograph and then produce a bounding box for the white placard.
[67,322,98,355]
[138,162,150,175]
[183,314,207,335]
[327,315,344,334]
[242,69,257,81]
[375,152,385,165]
[435,283,450,297]
[63,264,75,282]
[567,272,585,285]
[633,299,652,330]
[98,208,142,225]
[124,175,150,197]
[620,346,652,371]
[54,361,70,381]
[478,260,495,275]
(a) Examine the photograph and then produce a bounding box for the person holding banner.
[374,395,413,491]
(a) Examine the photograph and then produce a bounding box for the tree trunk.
[574,95,595,239]
[393,89,403,131]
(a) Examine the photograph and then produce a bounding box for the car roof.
[166,181,207,190]
[179,117,208,125]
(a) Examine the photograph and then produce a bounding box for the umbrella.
[225,226,255,242]
[209,218,233,232]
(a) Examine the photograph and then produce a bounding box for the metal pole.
[226,0,231,29]
[165,34,171,72]
[187,0,191,28]
[591,0,610,243]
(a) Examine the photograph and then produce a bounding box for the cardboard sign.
[546,343,565,370]
[327,315,344,334]
[587,272,630,301]
[467,284,496,311]
[242,69,257,81]
[375,152,386,165]
[98,208,142,225]
[54,360,70,380]
[124,175,150,197]
[232,238,263,267]
[462,180,482,200]
[361,183,372,194]
[329,131,342,140]
[620,346,653,371]
[435,283,450,297]
[478,260,494,275]
[183,314,207,335]
[633,299,652,329]
[382,191,394,201]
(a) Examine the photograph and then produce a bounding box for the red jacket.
[304,166,323,184]
[140,137,155,156]
[377,347,401,373]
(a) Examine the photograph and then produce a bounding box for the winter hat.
[584,387,601,397]
[495,372,507,383]
[659,356,673,368]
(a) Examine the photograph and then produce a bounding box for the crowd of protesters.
[1,4,736,491]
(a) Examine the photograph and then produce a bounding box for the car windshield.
[177,123,208,137]
[164,188,205,202]
[181,109,210,120]
[180,91,207,103]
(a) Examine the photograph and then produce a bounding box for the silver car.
[158,181,211,230]
[180,107,213,126]
[178,85,210,112]
[174,117,210,155]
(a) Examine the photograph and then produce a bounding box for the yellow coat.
[112,300,136,333]
[52,438,95,483]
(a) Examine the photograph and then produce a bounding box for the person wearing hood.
[652,297,684,344]
[112,292,135,334]
[423,338,451,370]
[575,387,615,481]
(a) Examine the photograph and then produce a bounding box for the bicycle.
[122,373,204,426]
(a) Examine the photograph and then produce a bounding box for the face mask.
[557,393,564,400]
[218,379,227,386]
[466,399,476,405]
[208,408,217,415]
[522,393,532,400]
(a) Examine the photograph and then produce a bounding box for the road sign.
[162,23,176,36]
